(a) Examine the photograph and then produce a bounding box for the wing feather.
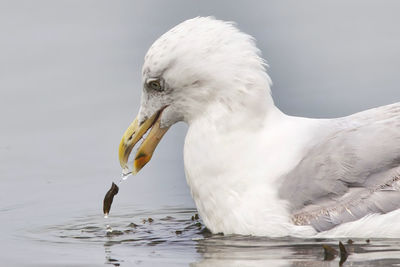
[279,102,400,231]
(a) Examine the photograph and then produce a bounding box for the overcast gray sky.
[1,1,400,208]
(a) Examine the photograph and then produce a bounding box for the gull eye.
[148,80,163,91]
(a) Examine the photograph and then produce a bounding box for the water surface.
[4,201,400,266]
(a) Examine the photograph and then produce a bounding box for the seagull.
[118,17,400,237]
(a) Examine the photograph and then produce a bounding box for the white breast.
[183,108,322,236]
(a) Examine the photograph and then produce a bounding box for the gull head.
[119,17,273,174]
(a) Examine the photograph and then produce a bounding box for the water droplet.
[121,172,132,181]
[119,168,132,184]
[106,224,113,233]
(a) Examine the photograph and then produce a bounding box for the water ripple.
[25,207,400,266]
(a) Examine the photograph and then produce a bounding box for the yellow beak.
[118,111,169,174]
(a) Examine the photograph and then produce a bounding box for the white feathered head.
[119,17,273,173]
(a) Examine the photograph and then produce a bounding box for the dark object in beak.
[103,182,119,215]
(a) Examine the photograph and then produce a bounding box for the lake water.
[2,1,400,265]
[3,187,400,266]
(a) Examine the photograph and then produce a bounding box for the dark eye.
[148,80,162,91]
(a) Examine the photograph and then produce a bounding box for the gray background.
[1,0,400,222]
[1,1,400,265]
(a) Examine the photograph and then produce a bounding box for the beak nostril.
[128,135,133,141]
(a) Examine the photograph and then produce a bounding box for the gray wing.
[279,103,400,232]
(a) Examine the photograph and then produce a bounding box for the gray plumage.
[279,102,400,232]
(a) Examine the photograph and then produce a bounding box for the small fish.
[103,182,119,215]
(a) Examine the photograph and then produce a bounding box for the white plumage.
[133,17,400,237]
